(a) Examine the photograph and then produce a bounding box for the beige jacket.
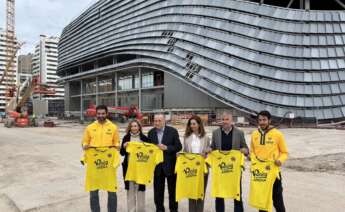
[182,134,211,154]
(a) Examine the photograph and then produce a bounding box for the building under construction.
[0,28,17,113]
[58,0,345,124]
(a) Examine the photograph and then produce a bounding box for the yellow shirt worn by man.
[205,150,244,200]
[249,157,280,211]
[125,141,163,185]
[82,147,121,192]
[175,153,208,202]
[250,127,288,167]
[82,119,120,148]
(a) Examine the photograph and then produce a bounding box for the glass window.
[296,97,304,106]
[312,60,321,70]
[322,85,332,94]
[118,75,133,90]
[304,73,312,82]
[323,97,333,107]
[320,60,329,69]
[134,74,140,89]
[142,72,154,88]
[99,94,115,107]
[332,96,341,105]
[326,36,335,45]
[321,72,331,81]
[329,60,338,69]
[325,24,333,33]
[330,71,339,81]
[319,48,328,57]
[70,81,81,96]
[83,79,96,94]
[98,77,113,93]
[305,98,313,107]
[314,97,323,107]
[327,48,337,57]
[313,85,322,94]
[338,59,345,69]
[318,36,326,45]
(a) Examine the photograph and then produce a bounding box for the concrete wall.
[64,82,70,111]
[164,73,228,109]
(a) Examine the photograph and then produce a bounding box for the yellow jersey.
[205,150,244,200]
[82,147,120,192]
[250,128,288,165]
[175,153,208,201]
[82,120,120,148]
[125,141,163,185]
[249,157,280,212]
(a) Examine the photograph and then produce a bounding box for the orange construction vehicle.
[4,76,56,128]
[85,103,143,122]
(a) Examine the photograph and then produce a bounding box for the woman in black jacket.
[120,120,151,212]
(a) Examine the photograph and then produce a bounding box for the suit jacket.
[120,132,150,191]
[182,134,210,154]
[210,126,248,153]
[148,125,182,176]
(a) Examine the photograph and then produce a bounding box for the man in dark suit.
[210,112,249,212]
[148,114,182,212]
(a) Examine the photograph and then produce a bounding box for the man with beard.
[82,105,120,212]
[250,110,288,212]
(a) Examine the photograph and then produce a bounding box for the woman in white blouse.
[182,115,210,212]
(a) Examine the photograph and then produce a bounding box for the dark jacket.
[120,132,150,191]
[148,125,182,176]
[211,126,249,154]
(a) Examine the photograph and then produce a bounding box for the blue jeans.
[90,190,117,212]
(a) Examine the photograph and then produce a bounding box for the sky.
[0,0,99,54]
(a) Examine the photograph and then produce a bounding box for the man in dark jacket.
[210,112,249,212]
[148,114,182,212]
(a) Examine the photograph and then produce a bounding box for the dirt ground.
[0,122,344,212]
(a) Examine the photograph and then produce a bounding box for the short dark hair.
[257,110,271,120]
[96,105,108,113]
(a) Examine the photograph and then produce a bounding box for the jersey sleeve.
[82,127,91,147]
[112,125,120,147]
[175,156,181,174]
[277,132,288,164]
[155,148,164,165]
[203,159,208,174]
[240,153,245,171]
[249,132,256,160]
[205,152,213,167]
[80,151,87,166]
[126,142,134,153]
[113,150,121,168]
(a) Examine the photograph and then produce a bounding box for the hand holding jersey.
[125,141,163,185]
[249,157,280,212]
[206,150,245,201]
[81,147,121,192]
[175,153,208,202]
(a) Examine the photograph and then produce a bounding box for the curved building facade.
[58,0,345,123]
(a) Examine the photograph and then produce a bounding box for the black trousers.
[259,174,285,212]
[90,190,117,212]
[154,169,178,212]
[188,174,209,212]
[215,176,243,212]
[215,198,243,212]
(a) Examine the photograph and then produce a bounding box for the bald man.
[210,112,249,212]
[148,114,182,212]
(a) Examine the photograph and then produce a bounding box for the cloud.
[0,0,98,54]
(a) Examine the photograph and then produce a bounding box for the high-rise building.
[17,53,33,83]
[0,28,17,112]
[32,35,64,100]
